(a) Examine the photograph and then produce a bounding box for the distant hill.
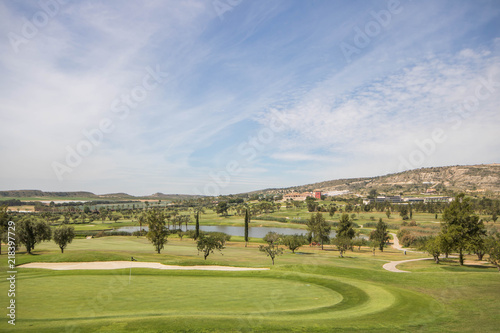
[252,164,500,197]
[0,190,97,198]
[0,190,204,201]
[142,193,205,201]
[3,164,499,200]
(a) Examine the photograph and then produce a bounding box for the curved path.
[19,261,269,271]
[389,233,422,253]
[383,233,428,273]
[382,258,432,273]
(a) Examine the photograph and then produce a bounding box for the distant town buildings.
[363,195,454,205]
[323,190,350,196]
[283,192,314,201]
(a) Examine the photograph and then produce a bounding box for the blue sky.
[0,0,499,196]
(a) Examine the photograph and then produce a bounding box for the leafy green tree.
[53,225,75,253]
[0,205,9,255]
[263,231,280,244]
[260,232,283,265]
[244,208,250,247]
[306,212,330,250]
[485,233,500,271]
[216,201,229,216]
[492,213,498,222]
[386,208,391,219]
[197,232,228,260]
[422,236,443,264]
[328,204,337,217]
[468,234,488,260]
[334,237,352,258]
[399,206,409,220]
[280,234,307,253]
[111,213,121,223]
[306,197,318,212]
[335,213,356,257]
[17,218,52,254]
[146,210,169,254]
[441,194,486,265]
[369,218,390,251]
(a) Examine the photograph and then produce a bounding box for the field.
[1,234,500,332]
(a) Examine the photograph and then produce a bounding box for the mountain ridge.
[2,163,499,199]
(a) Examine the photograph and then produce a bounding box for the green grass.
[1,234,499,332]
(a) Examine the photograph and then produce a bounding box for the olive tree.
[197,232,229,260]
[53,225,75,253]
[146,210,169,254]
[17,218,52,254]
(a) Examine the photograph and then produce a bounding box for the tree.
[328,204,337,217]
[281,234,307,253]
[145,210,169,254]
[399,206,409,220]
[468,234,487,260]
[334,237,352,258]
[244,208,250,247]
[194,211,200,240]
[441,194,486,265]
[485,233,500,272]
[422,236,443,264]
[53,225,75,253]
[216,201,229,216]
[306,212,330,250]
[263,231,280,244]
[386,208,391,219]
[0,205,9,255]
[17,218,52,254]
[306,197,318,212]
[335,213,356,257]
[260,232,283,265]
[369,218,390,251]
[368,189,378,199]
[196,232,228,260]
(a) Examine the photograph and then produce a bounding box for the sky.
[0,0,499,196]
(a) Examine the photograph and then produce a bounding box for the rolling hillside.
[255,164,500,196]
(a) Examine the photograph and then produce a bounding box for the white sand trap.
[19,261,270,271]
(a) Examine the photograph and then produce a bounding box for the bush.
[132,230,147,236]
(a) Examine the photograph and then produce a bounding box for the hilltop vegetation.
[253,164,500,197]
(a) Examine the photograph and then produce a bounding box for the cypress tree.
[244,208,250,247]
[195,211,200,240]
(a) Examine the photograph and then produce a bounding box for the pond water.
[113,225,371,239]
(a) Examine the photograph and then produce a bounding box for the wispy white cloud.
[0,0,499,195]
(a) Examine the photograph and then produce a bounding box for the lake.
[113,225,370,239]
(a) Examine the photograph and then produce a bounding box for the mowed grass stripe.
[16,275,343,320]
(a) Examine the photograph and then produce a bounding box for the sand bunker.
[19,261,270,271]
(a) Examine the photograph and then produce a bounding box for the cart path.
[383,233,428,273]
